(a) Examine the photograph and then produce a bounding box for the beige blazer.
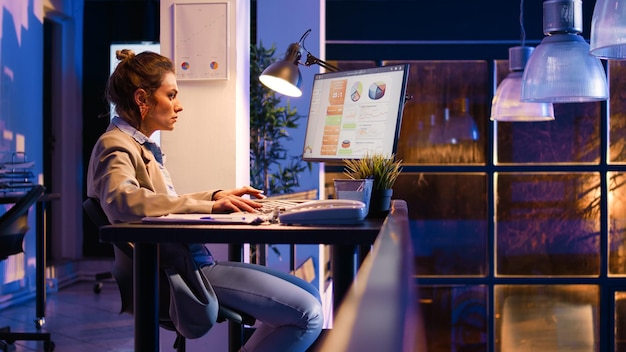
[87,123,219,223]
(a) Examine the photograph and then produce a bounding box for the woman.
[87,49,323,351]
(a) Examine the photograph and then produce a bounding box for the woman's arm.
[87,130,216,222]
[87,129,263,222]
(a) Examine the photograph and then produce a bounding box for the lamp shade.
[521,0,608,103]
[259,43,303,97]
[491,46,555,121]
[590,0,626,59]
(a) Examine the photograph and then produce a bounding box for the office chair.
[0,185,55,352]
[82,198,255,352]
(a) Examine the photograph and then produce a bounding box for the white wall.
[159,0,250,350]
[160,0,250,195]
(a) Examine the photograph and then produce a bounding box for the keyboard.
[253,198,367,225]
[255,198,310,213]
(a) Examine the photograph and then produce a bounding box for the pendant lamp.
[590,0,626,59]
[491,47,555,121]
[521,0,608,103]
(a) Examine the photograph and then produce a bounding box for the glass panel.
[494,59,508,87]
[495,57,601,164]
[419,285,487,352]
[383,60,488,165]
[496,173,600,276]
[325,171,487,276]
[609,60,626,164]
[395,173,487,276]
[325,60,377,72]
[495,106,601,164]
[495,285,599,352]
[609,172,626,276]
[616,291,626,351]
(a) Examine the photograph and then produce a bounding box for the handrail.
[315,199,426,351]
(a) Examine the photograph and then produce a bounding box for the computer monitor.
[301,64,410,162]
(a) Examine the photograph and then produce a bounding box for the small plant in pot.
[343,153,403,217]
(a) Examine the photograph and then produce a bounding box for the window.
[327,59,626,351]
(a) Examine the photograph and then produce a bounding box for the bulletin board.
[173,2,229,80]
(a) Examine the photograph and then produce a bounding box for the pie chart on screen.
[350,81,363,102]
[368,81,386,100]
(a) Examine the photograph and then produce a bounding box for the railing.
[315,199,426,352]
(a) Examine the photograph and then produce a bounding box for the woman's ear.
[135,88,148,106]
[135,89,149,119]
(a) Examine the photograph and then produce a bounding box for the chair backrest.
[82,196,111,229]
[82,197,136,313]
[82,197,220,339]
[0,185,45,260]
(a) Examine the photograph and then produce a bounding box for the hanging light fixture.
[590,0,626,59]
[491,0,555,121]
[521,0,608,103]
[491,46,555,121]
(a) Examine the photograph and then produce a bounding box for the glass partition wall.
[326,59,626,351]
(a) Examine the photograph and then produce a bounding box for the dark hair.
[105,49,175,129]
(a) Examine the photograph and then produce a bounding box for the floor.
[0,280,134,352]
[0,280,325,352]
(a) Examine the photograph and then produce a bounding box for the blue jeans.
[201,261,324,352]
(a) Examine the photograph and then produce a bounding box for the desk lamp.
[521,0,608,103]
[259,29,339,97]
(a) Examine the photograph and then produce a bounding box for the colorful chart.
[350,81,363,102]
[368,81,386,100]
[328,79,347,105]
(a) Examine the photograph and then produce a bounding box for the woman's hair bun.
[115,49,136,62]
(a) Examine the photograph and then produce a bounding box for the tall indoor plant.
[249,42,312,263]
[250,42,310,196]
[343,153,403,216]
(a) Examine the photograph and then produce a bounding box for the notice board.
[173,2,229,80]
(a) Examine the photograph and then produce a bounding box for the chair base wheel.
[35,317,45,329]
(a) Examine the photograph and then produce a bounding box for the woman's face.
[142,72,183,136]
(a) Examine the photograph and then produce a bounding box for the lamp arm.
[302,46,413,103]
[303,52,340,72]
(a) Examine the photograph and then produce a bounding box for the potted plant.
[343,153,403,217]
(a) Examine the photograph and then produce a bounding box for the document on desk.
[142,213,265,224]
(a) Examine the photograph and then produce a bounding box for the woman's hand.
[212,186,265,213]
[214,186,265,200]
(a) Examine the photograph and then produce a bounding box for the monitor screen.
[301,64,410,162]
